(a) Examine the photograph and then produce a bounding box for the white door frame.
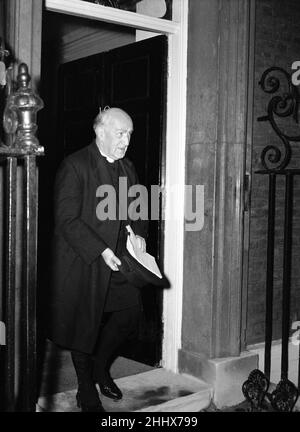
[45,0,188,372]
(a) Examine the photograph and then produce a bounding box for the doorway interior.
[37,10,167,396]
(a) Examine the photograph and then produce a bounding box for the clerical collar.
[98,149,114,163]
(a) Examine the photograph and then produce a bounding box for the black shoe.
[76,391,106,412]
[99,376,123,401]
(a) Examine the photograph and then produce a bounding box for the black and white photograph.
[0,0,300,419]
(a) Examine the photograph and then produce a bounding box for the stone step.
[37,368,213,412]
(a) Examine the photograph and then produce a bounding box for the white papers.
[126,225,162,279]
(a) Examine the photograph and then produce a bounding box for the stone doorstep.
[37,368,213,413]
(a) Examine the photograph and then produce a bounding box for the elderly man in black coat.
[48,107,148,412]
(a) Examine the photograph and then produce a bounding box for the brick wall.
[247,0,300,344]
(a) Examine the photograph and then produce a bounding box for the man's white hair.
[93,107,131,130]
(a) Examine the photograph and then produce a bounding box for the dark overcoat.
[47,142,148,353]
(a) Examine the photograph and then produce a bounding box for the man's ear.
[95,124,104,139]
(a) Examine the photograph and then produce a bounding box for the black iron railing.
[243,67,300,412]
[0,51,44,412]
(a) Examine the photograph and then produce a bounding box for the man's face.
[97,113,133,161]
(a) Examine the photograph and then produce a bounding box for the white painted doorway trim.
[45,0,188,373]
[46,0,179,33]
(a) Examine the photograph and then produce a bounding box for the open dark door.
[57,35,167,366]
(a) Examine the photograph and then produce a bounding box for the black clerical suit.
[48,141,148,361]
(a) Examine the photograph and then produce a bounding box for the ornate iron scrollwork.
[242,66,300,413]
[258,66,300,170]
[242,369,270,411]
[242,370,299,412]
[267,378,299,412]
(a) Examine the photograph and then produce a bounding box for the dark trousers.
[71,304,141,385]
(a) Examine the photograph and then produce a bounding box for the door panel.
[57,54,105,158]
[110,57,150,102]
[58,35,167,365]
[104,36,167,364]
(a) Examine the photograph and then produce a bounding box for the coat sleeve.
[54,159,108,265]
[129,162,149,240]
[132,216,148,240]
